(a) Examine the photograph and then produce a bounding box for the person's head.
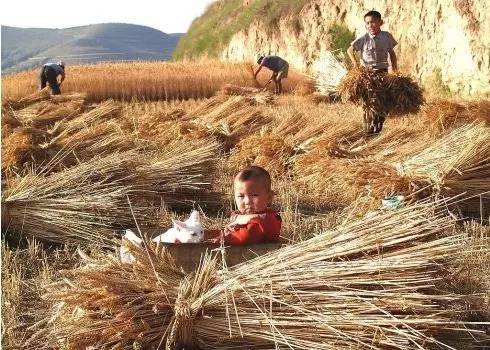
[57,61,66,70]
[364,10,383,35]
[234,166,273,214]
[257,55,264,65]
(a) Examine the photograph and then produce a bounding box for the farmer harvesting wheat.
[254,55,289,94]
[347,10,398,134]
[39,61,66,95]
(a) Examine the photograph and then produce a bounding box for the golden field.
[1,59,309,103]
[1,61,489,349]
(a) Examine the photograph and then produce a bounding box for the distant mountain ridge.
[1,23,183,73]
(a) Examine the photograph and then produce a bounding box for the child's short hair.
[257,55,264,65]
[235,166,271,191]
[364,10,382,20]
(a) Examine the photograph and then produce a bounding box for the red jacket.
[223,209,282,246]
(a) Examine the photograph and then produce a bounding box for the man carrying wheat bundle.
[347,10,398,134]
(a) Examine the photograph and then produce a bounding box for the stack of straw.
[3,88,51,110]
[219,84,274,105]
[2,137,221,245]
[338,67,424,116]
[310,51,348,93]
[423,99,490,132]
[228,134,294,175]
[396,123,490,216]
[2,150,141,246]
[186,96,272,149]
[43,201,488,349]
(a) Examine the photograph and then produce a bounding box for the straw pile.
[423,99,490,131]
[133,139,222,207]
[295,157,426,208]
[396,123,490,216]
[338,67,424,116]
[186,96,272,149]
[14,98,85,127]
[397,123,490,196]
[3,88,51,110]
[219,84,274,105]
[1,128,34,172]
[311,51,348,93]
[2,136,221,244]
[1,150,140,246]
[228,134,294,175]
[43,201,487,349]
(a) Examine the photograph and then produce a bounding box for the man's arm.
[388,48,398,72]
[59,72,65,85]
[347,46,359,68]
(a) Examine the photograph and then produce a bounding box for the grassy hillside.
[1,24,183,73]
[173,0,307,59]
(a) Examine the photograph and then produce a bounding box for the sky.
[1,0,216,33]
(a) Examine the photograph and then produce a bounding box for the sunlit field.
[1,60,489,349]
[1,59,309,102]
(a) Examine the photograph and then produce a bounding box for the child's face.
[364,16,383,35]
[234,179,272,214]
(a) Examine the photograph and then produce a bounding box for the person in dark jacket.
[39,61,65,95]
[254,55,289,94]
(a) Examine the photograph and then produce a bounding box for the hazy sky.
[1,0,216,33]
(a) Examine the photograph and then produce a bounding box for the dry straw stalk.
[44,201,488,349]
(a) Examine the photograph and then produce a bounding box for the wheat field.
[1,61,489,349]
[1,59,309,103]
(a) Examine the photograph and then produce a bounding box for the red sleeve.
[223,211,282,246]
[224,219,266,246]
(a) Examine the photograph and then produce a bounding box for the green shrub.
[328,23,355,58]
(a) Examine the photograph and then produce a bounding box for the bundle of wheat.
[337,67,383,108]
[46,120,135,159]
[133,138,220,201]
[338,67,424,116]
[219,84,274,105]
[187,96,271,149]
[383,73,425,116]
[228,134,294,175]
[44,201,488,349]
[423,99,490,132]
[220,84,262,95]
[1,128,34,172]
[311,51,348,93]
[3,88,51,110]
[309,92,341,104]
[14,99,85,127]
[397,123,490,194]
[295,156,426,209]
[49,99,122,136]
[1,150,142,246]
[396,123,490,217]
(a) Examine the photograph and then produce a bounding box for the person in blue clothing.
[254,55,289,94]
[39,61,66,95]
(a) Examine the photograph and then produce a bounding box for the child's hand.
[230,214,264,226]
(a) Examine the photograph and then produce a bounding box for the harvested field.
[1,62,489,349]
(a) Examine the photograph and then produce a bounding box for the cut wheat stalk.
[1,149,143,246]
[310,51,348,93]
[42,200,488,349]
[396,123,490,196]
[3,88,51,110]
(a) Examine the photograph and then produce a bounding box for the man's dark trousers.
[39,66,61,95]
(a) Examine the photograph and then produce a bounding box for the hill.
[1,23,183,73]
